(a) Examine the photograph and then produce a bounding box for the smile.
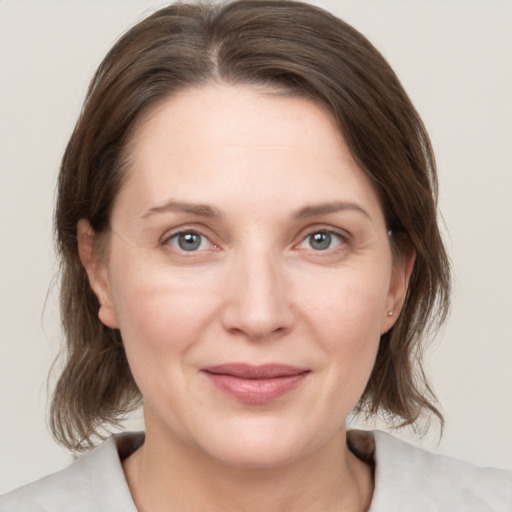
[201,364,310,404]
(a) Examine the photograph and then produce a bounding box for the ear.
[380,242,416,334]
[77,219,119,329]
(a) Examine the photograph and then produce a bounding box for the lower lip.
[203,372,308,404]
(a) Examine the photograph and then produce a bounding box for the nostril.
[221,296,294,341]
[220,254,295,340]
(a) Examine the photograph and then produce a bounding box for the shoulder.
[352,430,512,512]
[0,433,143,512]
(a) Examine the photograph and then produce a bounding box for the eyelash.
[161,227,350,255]
[295,229,347,253]
[162,230,217,253]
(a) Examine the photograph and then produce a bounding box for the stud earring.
[387,311,393,317]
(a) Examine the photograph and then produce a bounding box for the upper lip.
[202,363,309,379]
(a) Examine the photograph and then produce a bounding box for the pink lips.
[202,364,309,404]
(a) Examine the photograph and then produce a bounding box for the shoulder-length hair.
[52,0,450,450]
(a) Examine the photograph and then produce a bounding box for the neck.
[123,416,373,512]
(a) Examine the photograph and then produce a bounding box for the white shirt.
[1,430,511,511]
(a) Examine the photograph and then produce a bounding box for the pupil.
[178,233,201,251]
[311,232,331,250]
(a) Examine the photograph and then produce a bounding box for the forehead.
[130,84,340,155]
[114,84,384,225]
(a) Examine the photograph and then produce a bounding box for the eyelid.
[294,224,351,245]
[160,225,219,252]
[159,223,351,254]
[299,231,342,249]
[291,225,353,257]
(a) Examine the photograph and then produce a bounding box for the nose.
[220,248,295,341]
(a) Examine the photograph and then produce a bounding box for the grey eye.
[308,232,332,251]
[170,232,205,251]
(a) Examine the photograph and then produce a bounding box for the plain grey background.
[1,0,511,493]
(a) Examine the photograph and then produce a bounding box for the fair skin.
[78,84,413,511]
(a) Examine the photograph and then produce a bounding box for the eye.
[297,230,344,251]
[165,231,212,252]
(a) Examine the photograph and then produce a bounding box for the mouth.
[201,363,310,404]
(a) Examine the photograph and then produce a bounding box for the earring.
[387,311,393,317]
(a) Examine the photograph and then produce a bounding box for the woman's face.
[83,85,410,468]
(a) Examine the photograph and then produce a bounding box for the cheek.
[111,277,221,419]
[299,262,391,340]
[108,256,221,379]
[297,265,390,389]
[116,282,216,346]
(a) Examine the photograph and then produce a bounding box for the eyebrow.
[294,201,371,220]
[141,199,370,221]
[141,200,222,219]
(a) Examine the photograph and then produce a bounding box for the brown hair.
[52,0,450,450]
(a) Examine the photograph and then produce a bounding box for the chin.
[195,418,330,470]
[207,441,304,470]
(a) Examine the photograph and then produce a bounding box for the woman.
[1,1,510,510]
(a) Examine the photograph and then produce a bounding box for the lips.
[201,364,310,404]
